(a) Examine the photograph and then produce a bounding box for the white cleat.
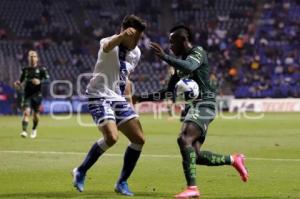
[30,129,37,138]
[20,131,28,138]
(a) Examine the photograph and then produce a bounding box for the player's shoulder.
[26,66,46,73]
[21,66,30,71]
[192,46,206,54]
[189,46,207,60]
[127,46,141,66]
[39,66,48,71]
[99,35,119,54]
[99,35,115,45]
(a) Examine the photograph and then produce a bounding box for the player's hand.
[121,28,137,38]
[13,80,21,90]
[150,42,165,58]
[32,78,41,85]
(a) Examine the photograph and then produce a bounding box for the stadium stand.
[0,0,299,101]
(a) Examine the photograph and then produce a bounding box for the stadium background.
[0,0,299,114]
[0,1,300,199]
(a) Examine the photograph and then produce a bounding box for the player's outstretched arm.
[150,42,201,73]
[103,28,137,53]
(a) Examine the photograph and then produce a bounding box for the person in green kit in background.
[149,25,249,198]
[14,50,49,138]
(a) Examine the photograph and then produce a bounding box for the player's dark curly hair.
[122,15,146,32]
[170,25,193,42]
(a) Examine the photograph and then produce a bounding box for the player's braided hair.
[122,15,146,32]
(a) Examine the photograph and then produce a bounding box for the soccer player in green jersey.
[14,50,49,138]
[150,25,248,198]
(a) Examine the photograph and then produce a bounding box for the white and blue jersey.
[86,35,140,125]
[86,35,140,100]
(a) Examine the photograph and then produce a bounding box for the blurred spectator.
[0,27,7,39]
[0,0,298,98]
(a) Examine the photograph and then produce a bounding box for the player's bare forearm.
[102,34,124,53]
[103,28,137,53]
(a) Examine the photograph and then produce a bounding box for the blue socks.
[77,142,105,174]
[77,140,142,184]
[117,145,142,183]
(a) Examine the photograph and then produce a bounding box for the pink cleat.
[232,154,248,182]
[174,186,200,198]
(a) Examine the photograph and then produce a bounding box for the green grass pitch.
[0,112,300,199]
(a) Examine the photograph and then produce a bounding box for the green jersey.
[162,46,216,102]
[19,66,50,97]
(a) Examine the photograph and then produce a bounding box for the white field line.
[0,150,300,162]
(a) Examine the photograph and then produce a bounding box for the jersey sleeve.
[162,46,206,73]
[126,47,141,73]
[99,37,118,57]
[186,47,206,66]
[19,68,25,82]
[132,47,141,68]
[99,38,108,48]
[40,67,50,81]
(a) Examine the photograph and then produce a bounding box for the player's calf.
[72,139,110,192]
[21,117,29,138]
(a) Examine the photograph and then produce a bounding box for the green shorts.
[183,102,216,143]
[21,95,42,112]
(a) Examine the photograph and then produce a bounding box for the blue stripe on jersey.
[118,46,128,96]
[119,61,127,95]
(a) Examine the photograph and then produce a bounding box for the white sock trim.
[96,139,110,151]
[128,143,143,151]
[230,155,234,164]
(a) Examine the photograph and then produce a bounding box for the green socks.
[22,120,28,131]
[181,146,197,186]
[196,151,232,166]
[32,119,39,130]
[180,149,231,186]
[22,119,39,131]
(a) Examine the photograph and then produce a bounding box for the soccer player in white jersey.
[72,15,146,196]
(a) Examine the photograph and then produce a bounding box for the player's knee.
[177,135,187,147]
[23,111,30,117]
[129,142,144,151]
[105,133,118,146]
[135,134,145,145]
